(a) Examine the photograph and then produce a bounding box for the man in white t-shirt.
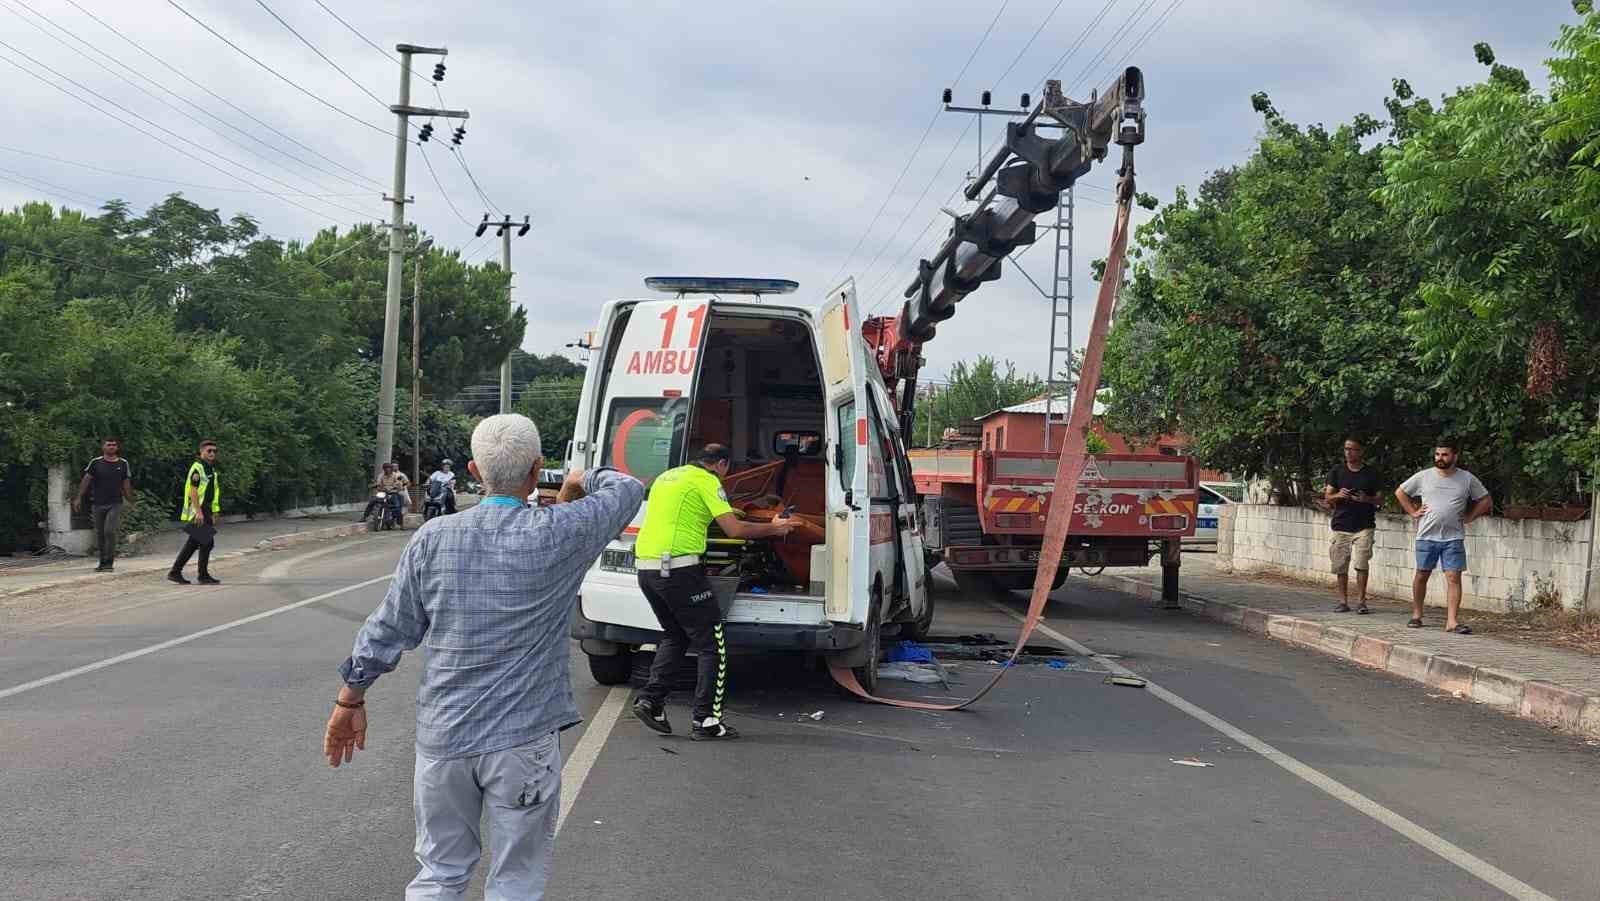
[1394,440,1492,635]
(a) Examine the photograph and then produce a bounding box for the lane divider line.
[0,575,393,703]
[556,684,629,835]
[987,600,1558,901]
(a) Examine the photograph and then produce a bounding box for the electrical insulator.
[451,126,465,145]
[981,90,991,106]
[419,123,434,142]
[1020,92,1031,109]
[432,62,446,82]
[942,87,953,104]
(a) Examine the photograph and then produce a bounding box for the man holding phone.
[1325,437,1380,613]
[631,444,795,741]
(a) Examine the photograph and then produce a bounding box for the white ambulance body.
[567,278,930,692]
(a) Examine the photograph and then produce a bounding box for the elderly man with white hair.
[323,413,644,900]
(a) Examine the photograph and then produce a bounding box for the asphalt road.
[2,537,1596,900]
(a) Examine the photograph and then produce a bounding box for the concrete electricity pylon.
[375,44,467,477]
[475,214,531,413]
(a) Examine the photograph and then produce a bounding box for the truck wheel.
[904,592,935,642]
[587,649,634,685]
[1051,569,1069,591]
[851,586,884,694]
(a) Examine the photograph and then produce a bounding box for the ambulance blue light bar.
[644,277,799,296]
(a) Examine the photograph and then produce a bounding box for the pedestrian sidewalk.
[1091,554,1600,741]
[0,513,373,600]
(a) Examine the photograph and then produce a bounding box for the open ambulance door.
[819,280,872,625]
[594,298,714,531]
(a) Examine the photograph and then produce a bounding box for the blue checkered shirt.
[339,468,644,759]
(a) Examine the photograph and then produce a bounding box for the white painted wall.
[1217,503,1593,613]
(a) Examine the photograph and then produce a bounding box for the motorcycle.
[423,479,454,521]
[366,489,404,531]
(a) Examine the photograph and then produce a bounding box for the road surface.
[2,536,1595,900]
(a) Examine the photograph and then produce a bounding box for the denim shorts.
[1416,539,1466,572]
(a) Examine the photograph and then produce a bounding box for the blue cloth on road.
[1415,538,1467,573]
[886,640,936,663]
[339,468,645,760]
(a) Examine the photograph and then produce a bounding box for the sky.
[0,0,1583,385]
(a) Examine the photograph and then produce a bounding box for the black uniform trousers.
[637,565,727,724]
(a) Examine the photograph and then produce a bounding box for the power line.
[990,0,1068,88]
[0,0,364,207]
[311,0,431,87]
[0,144,370,197]
[418,144,474,228]
[252,0,388,108]
[1066,0,1161,95]
[856,116,976,304]
[450,145,502,216]
[0,167,105,207]
[0,37,372,227]
[61,0,382,191]
[165,0,390,137]
[1098,0,1185,85]
[826,0,1012,289]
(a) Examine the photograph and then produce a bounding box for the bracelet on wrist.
[334,698,364,709]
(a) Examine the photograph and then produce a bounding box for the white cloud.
[0,0,1579,382]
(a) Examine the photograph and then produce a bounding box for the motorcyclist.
[426,459,458,515]
[360,462,410,524]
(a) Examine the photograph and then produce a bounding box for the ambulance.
[566,277,931,692]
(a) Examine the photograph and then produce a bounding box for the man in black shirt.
[73,438,134,572]
[1324,437,1381,613]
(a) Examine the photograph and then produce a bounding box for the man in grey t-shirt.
[1394,440,1492,635]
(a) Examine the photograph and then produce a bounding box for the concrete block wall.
[1228,504,1593,613]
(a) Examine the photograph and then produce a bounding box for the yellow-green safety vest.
[180,460,220,522]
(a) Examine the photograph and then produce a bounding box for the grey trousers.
[91,503,123,564]
[408,732,562,901]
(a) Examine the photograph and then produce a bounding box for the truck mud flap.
[830,162,1138,710]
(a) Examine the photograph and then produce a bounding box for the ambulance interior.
[690,312,829,595]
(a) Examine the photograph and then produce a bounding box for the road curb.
[0,522,377,601]
[1089,573,1600,742]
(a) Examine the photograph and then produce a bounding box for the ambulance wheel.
[587,649,634,686]
[851,586,884,695]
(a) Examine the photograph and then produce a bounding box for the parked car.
[1189,481,1245,545]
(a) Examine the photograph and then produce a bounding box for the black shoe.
[94,563,112,573]
[167,572,191,585]
[690,718,740,741]
[632,699,671,735]
[198,575,221,585]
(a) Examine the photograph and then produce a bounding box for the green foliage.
[513,377,585,461]
[0,195,528,547]
[916,357,1045,447]
[1104,8,1600,505]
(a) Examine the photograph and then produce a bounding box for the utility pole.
[374,44,467,477]
[411,237,434,488]
[474,213,531,413]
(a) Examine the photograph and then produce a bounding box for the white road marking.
[260,537,384,581]
[0,575,393,702]
[988,600,1558,901]
[556,684,629,835]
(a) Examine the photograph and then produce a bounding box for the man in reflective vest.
[168,439,221,585]
[631,444,795,740]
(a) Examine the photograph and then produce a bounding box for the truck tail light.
[995,513,1034,528]
[1150,514,1188,531]
[953,550,991,565]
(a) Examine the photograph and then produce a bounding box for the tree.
[917,357,1046,447]
[513,377,585,462]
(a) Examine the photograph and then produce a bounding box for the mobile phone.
[780,505,796,517]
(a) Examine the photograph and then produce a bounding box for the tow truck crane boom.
[864,68,1146,436]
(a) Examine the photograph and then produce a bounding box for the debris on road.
[660,746,679,755]
[800,710,825,721]
[1105,675,1147,688]
[885,640,936,663]
[878,661,949,685]
[1170,758,1214,768]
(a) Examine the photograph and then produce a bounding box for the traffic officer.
[168,439,221,585]
[632,444,794,741]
